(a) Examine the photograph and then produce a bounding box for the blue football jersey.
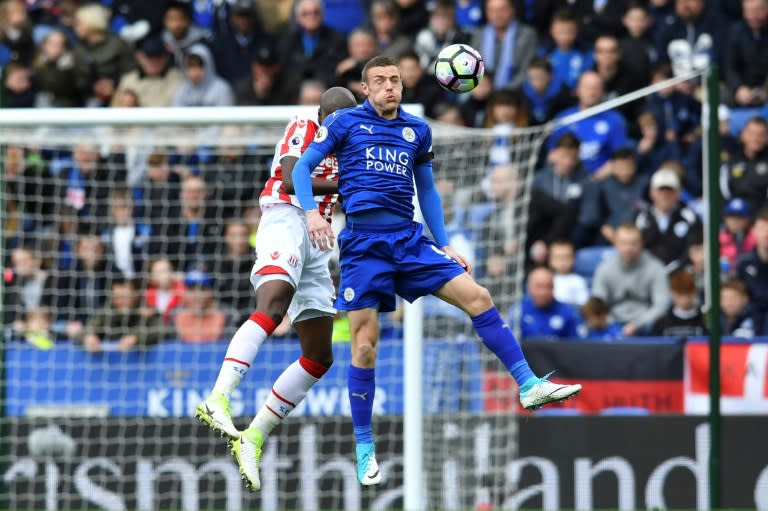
[549,106,628,173]
[307,100,433,220]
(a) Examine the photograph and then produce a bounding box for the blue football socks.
[348,365,375,444]
[471,307,535,385]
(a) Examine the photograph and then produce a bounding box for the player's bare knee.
[353,341,377,366]
[466,285,493,316]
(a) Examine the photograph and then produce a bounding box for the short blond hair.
[76,4,109,34]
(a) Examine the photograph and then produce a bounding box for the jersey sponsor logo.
[364,146,410,175]
[289,134,304,147]
[343,287,355,301]
[314,126,328,142]
[402,127,415,142]
[359,124,374,134]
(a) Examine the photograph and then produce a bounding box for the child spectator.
[17,307,55,350]
[0,0,36,66]
[80,277,168,353]
[540,9,593,91]
[619,1,655,82]
[721,278,756,338]
[162,0,211,68]
[485,89,529,166]
[144,257,185,324]
[549,239,589,307]
[174,270,230,343]
[579,148,649,246]
[683,104,740,200]
[172,44,234,107]
[2,62,37,108]
[579,296,623,340]
[651,270,707,337]
[34,29,90,107]
[720,198,756,277]
[4,246,54,328]
[521,56,573,125]
[635,110,680,178]
[643,63,700,147]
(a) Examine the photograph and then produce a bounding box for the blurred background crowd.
[2,0,768,350]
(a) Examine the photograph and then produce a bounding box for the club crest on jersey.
[314,126,328,142]
[343,287,355,301]
[290,134,304,147]
[402,127,416,142]
[297,119,307,128]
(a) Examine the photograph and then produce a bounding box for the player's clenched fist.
[307,209,335,250]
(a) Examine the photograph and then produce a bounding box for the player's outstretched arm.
[293,146,335,250]
[413,161,471,272]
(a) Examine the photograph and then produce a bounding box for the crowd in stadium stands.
[2,0,768,348]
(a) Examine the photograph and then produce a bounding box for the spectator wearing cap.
[277,0,347,91]
[174,270,230,343]
[112,34,184,107]
[211,0,273,86]
[72,4,136,107]
[172,43,234,106]
[234,42,294,105]
[162,0,211,69]
[683,104,740,199]
[725,0,768,107]
[651,270,707,337]
[720,116,768,217]
[634,167,702,271]
[737,207,768,335]
[720,198,756,276]
[414,0,471,73]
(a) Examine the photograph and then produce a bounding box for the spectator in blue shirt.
[517,266,583,340]
[521,56,573,125]
[549,71,629,178]
[539,9,593,91]
[579,296,623,340]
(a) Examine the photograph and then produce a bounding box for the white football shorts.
[250,203,336,323]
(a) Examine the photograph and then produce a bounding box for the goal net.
[0,106,542,511]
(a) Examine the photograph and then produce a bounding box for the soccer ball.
[434,44,485,93]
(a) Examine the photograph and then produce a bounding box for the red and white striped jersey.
[260,116,338,221]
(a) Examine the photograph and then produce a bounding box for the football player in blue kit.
[292,55,582,486]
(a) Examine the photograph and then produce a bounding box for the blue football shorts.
[334,221,466,312]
